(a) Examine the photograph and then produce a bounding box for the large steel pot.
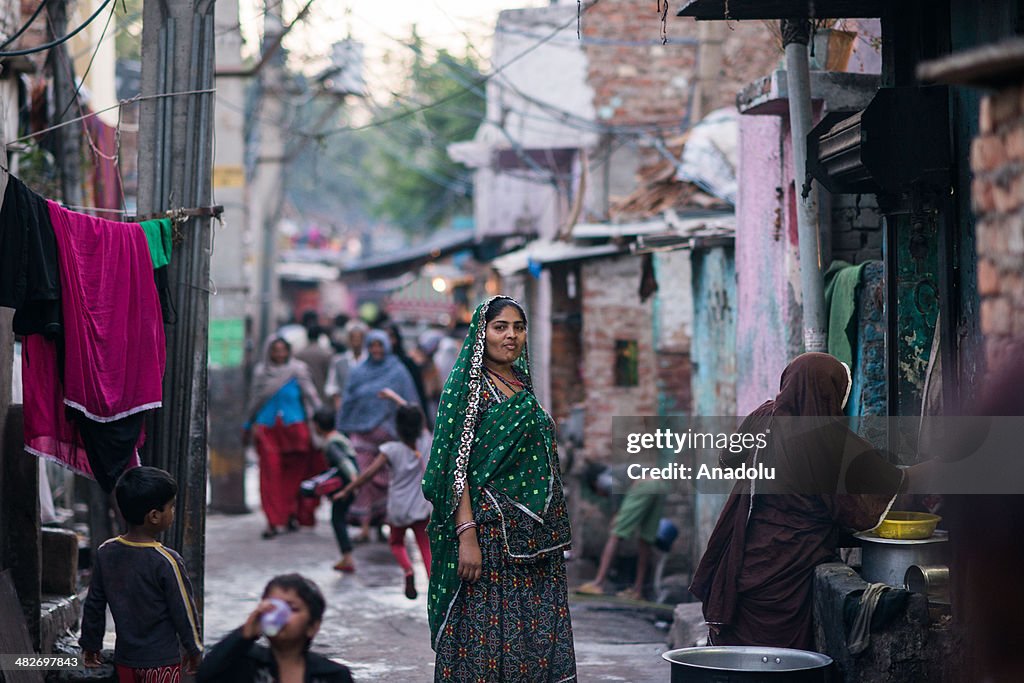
[662,647,835,682]
[855,530,949,586]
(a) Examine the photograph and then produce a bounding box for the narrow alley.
[201,469,669,682]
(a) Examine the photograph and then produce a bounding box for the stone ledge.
[738,70,880,116]
[40,591,84,656]
[813,562,961,682]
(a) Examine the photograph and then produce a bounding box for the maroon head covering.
[775,352,852,417]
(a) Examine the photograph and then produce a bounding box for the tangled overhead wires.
[0,0,49,51]
[0,0,113,58]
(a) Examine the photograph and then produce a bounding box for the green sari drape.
[421,296,570,648]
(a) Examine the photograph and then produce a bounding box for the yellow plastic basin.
[875,511,942,540]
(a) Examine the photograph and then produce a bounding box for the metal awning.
[677,0,886,20]
[571,211,734,239]
[341,230,477,279]
[491,240,626,276]
[276,261,341,282]
[917,38,1024,87]
[571,219,668,239]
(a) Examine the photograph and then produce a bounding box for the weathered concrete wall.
[581,256,657,463]
[735,115,802,414]
[692,246,737,417]
[467,3,597,243]
[654,251,693,416]
[971,83,1024,372]
[690,246,737,568]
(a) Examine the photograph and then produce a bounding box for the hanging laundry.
[0,175,62,337]
[140,218,177,324]
[23,201,166,492]
[22,334,144,489]
[140,218,172,269]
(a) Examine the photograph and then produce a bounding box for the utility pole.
[137,0,216,615]
[47,0,82,208]
[781,19,828,353]
[206,0,250,514]
[253,0,289,347]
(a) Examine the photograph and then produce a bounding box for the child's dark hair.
[115,466,177,525]
[313,406,336,433]
[395,405,423,445]
[263,573,326,629]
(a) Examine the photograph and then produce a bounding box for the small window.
[614,339,639,387]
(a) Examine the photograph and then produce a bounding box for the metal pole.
[254,0,288,345]
[47,0,82,207]
[782,19,828,353]
[138,0,216,619]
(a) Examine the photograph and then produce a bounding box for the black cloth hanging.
[73,409,146,495]
[0,176,62,337]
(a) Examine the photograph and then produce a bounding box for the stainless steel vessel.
[854,530,949,586]
[904,564,950,604]
[662,647,835,682]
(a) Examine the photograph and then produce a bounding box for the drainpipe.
[782,19,828,353]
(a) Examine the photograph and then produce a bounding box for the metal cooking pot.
[855,530,949,587]
[662,646,835,682]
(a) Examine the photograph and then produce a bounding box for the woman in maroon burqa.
[690,353,908,650]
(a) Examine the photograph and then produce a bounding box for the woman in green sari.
[423,296,576,682]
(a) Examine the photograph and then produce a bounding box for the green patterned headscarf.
[422,296,556,647]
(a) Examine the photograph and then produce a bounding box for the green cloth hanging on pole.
[139,218,173,269]
[823,259,866,367]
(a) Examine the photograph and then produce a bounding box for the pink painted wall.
[734,24,880,415]
[735,115,804,414]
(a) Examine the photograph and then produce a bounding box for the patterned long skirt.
[347,425,391,526]
[434,502,577,682]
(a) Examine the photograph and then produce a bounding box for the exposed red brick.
[972,177,995,215]
[979,96,993,135]
[977,258,1001,297]
[972,135,1006,174]
[990,87,1021,129]
[981,296,1011,336]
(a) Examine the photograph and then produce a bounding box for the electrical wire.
[55,2,117,123]
[314,6,592,138]
[6,88,217,146]
[0,0,49,50]
[0,0,113,58]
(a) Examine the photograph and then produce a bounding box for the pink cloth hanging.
[22,202,165,479]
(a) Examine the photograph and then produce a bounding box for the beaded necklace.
[484,364,525,391]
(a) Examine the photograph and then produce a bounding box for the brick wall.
[582,2,779,129]
[581,256,657,462]
[970,85,1024,373]
[829,193,883,265]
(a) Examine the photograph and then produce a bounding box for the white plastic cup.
[260,598,292,637]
